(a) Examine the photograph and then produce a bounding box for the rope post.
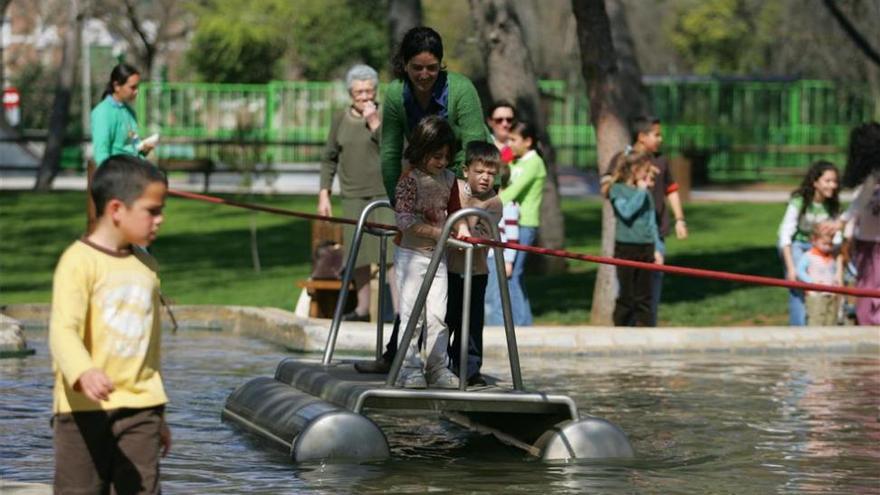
[86,160,96,234]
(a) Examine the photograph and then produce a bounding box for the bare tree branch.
[822,0,880,67]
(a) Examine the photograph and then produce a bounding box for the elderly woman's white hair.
[345,64,379,91]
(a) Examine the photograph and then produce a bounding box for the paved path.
[2,168,855,202]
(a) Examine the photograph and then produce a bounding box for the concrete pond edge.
[2,303,877,357]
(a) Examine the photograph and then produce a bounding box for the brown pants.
[806,294,839,326]
[53,406,164,495]
[613,242,656,327]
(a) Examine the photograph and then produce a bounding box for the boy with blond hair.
[796,221,842,326]
[50,155,171,493]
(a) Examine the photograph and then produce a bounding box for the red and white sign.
[3,87,20,108]
[3,87,20,126]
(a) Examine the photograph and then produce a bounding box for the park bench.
[296,220,355,318]
[157,157,215,193]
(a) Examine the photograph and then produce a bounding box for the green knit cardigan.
[380,71,490,199]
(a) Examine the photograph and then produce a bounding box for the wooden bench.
[157,158,214,192]
[296,279,356,318]
[296,221,354,318]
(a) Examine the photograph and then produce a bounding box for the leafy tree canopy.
[287,0,387,80]
[185,0,387,83]
[186,0,290,83]
[667,0,779,75]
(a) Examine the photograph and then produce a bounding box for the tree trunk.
[388,0,423,48]
[35,0,82,191]
[606,0,651,118]
[470,0,567,274]
[571,0,636,325]
[0,0,11,88]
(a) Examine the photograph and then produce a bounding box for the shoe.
[354,359,391,374]
[342,310,370,322]
[467,374,488,387]
[428,368,461,389]
[396,370,427,389]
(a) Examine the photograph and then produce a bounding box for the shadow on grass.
[151,221,312,271]
[661,246,780,304]
[528,245,782,317]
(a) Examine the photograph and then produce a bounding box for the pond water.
[2,328,878,494]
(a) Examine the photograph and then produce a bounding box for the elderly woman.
[318,64,397,322]
[380,26,489,200]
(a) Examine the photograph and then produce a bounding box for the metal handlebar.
[322,200,396,365]
[385,207,524,391]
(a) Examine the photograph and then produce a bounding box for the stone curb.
[0,312,34,358]
[0,480,51,495]
[3,303,877,357]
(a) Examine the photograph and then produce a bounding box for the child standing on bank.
[601,116,688,326]
[446,142,502,387]
[796,222,842,326]
[50,155,170,494]
[777,161,841,326]
[606,152,663,327]
[484,162,519,326]
[498,121,546,326]
[394,116,462,389]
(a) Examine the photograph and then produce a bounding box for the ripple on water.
[1,329,878,493]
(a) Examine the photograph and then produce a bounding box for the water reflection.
[1,329,877,493]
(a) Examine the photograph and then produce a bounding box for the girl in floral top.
[393,116,463,389]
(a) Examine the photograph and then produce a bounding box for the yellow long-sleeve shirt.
[49,239,168,414]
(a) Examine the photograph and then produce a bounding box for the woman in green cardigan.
[90,64,154,166]
[380,26,489,200]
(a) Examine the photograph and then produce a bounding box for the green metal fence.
[136,79,876,182]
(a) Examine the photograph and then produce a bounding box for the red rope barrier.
[168,189,880,299]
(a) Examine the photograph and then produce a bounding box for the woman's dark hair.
[392,27,444,80]
[403,115,456,168]
[843,122,880,188]
[102,63,140,99]
[488,100,517,120]
[791,160,840,221]
[510,120,542,157]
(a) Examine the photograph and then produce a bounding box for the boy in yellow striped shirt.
[50,155,170,494]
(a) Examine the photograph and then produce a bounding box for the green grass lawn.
[0,191,790,326]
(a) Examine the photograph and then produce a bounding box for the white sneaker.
[396,370,427,389]
[428,368,461,389]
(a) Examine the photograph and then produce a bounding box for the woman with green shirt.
[90,64,154,167]
[380,26,489,201]
[499,121,546,326]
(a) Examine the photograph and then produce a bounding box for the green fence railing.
[131,78,875,182]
